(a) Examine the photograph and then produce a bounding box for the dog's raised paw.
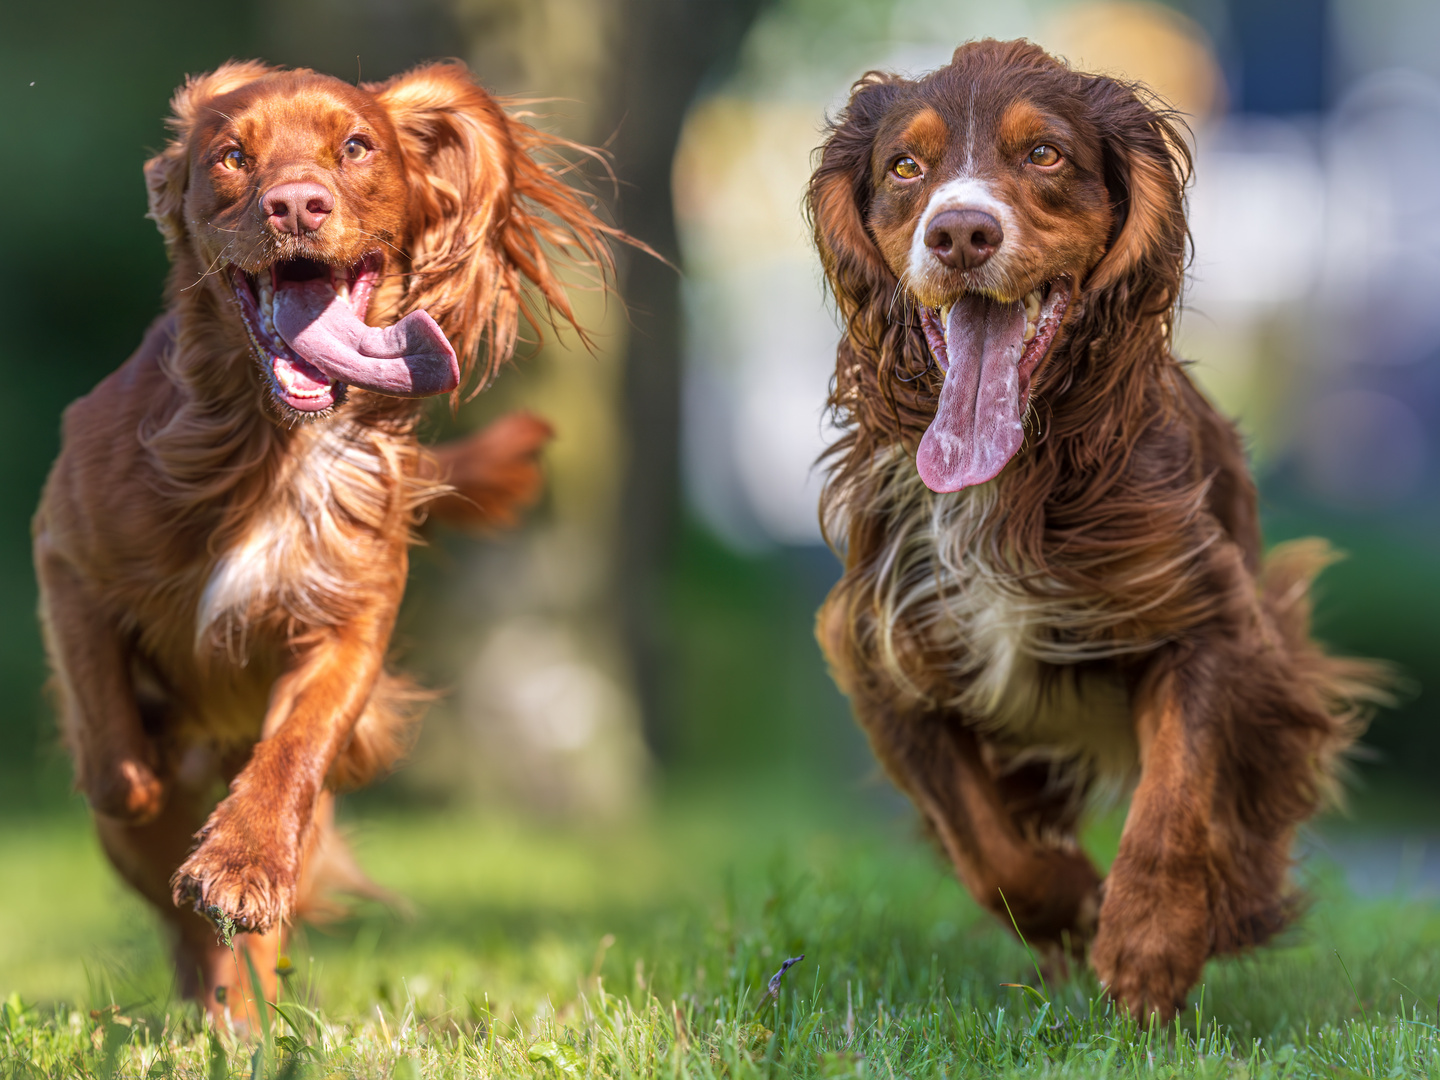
[171,828,296,937]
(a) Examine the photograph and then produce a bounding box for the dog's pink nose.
[261,182,334,235]
[926,209,1003,270]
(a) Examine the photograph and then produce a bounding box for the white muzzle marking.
[906,177,1015,287]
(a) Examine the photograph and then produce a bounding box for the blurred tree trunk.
[466,0,773,763]
[604,0,771,757]
[359,0,771,813]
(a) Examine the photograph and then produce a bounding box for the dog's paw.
[993,847,1103,950]
[87,758,167,825]
[1089,850,1213,1023]
[1091,943,1190,1023]
[1091,910,1203,1023]
[172,816,297,936]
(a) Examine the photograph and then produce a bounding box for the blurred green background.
[3,0,1440,1020]
[3,0,1437,816]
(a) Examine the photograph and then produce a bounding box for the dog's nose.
[925,209,1003,270]
[261,182,334,235]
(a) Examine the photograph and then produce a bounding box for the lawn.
[3,782,1440,1079]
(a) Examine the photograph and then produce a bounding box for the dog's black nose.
[925,209,1003,270]
[261,182,334,236]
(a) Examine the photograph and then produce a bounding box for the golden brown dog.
[33,60,615,1021]
[808,39,1386,1019]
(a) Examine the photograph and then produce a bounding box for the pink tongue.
[915,294,1026,492]
[272,279,460,398]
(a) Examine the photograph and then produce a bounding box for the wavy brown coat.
[808,40,1386,1019]
[33,60,616,1023]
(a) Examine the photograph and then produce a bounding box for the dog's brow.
[997,101,1047,147]
[896,106,948,157]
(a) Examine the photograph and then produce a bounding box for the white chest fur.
[853,448,1145,780]
[195,422,393,659]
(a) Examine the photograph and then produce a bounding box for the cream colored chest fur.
[855,449,1155,780]
[195,421,397,660]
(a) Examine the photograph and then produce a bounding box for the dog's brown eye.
[220,149,245,171]
[892,156,922,180]
[342,138,370,162]
[1028,144,1060,167]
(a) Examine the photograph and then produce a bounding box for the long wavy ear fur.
[1081,76,1191,316]
[143,60,277,252]
[808,73,903,341]
[808,73,940,479]
[372,61,623,396]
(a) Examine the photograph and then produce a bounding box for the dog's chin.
[230,253,382,423]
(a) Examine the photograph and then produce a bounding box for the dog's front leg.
[1090,665,1219,1021]
[172,604,396,935]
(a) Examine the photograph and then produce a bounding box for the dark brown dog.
[33,60,616,1022]
[808,39,1386,1019]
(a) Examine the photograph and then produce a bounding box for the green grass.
[5,787,1440,1078]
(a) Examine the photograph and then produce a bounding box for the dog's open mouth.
[914,279,1071,492]
[230,254,460,417]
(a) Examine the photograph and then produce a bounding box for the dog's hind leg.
[859,701,1103,952]
[34,542,165,823]
[94,776,279,1028]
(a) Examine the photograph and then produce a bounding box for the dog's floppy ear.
[144,60,276,251]
[372,61,620,394]
[1083,77,1191,312]
[809,73,940,456]
[807,73,904,330]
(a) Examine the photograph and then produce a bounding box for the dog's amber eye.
[220,149,245,171]
[892,156,922,180]
[342,138,370,162]
[1028,144,1061,167]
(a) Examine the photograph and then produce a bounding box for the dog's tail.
[1259,538,1396,789]
[424,411,554,531]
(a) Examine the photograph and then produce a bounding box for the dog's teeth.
[1021,289,1041,343]
[334,278,350,302]
[939,305,952,322]
[255,275,278,338]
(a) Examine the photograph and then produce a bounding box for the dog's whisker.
[181,246,235,291]
[352,229,407,260]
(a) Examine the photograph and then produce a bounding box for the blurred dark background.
[2,0,1438,825]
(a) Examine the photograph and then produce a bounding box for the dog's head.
[810,39,1189,492]
[145,61,615,420]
